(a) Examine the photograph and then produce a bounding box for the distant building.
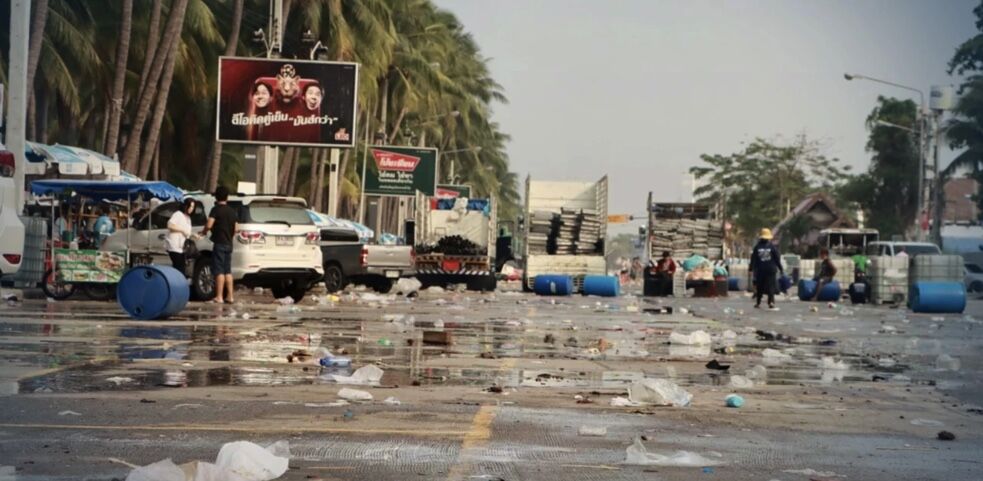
[944,177,980,223]
[773,193,856,254]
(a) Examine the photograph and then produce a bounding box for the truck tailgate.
[365,245,414,269]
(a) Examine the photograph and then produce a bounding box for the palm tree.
[203,0,244,191]
[104,0,133,157]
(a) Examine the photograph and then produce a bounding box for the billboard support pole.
[327,148,340,217]
[256,0,283,194]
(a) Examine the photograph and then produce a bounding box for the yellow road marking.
[446,357,515,480]
[0,423,468,437]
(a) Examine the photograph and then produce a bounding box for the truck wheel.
[467,275,497,292]
[191,258,216,301]
[373,278,394,294]
[42,269,75,300]
[323,264,346,293]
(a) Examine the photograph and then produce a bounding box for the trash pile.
[125,440,289,481]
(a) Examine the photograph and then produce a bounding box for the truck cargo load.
[646,196,724,262]
[522,176,608,292]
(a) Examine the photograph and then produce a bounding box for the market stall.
[29,180,185,300]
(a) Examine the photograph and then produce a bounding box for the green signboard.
[54,249,126,283]
[362,146,438,196]
[436,184,472,198]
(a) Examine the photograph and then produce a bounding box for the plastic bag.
[729,375,753,388]
[624,437,722,466]
[126,459,185,481]
[628,379,692,407]
[393,278,422,296]
[213,441,289,481]
[331,364,384,385]
[668,330,711,346]
[338,387,373,401]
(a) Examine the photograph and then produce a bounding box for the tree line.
[0,0,520,224]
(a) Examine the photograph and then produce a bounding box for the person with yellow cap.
[750,228,784,310]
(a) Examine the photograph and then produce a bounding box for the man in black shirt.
[750,228,784,310]
[812,248,838,301]
[201,186,238,303]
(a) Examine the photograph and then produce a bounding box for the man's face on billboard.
[305,86,323,110]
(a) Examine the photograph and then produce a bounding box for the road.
[0,284,981,480]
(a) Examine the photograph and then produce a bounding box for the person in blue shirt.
[750,228,784,310]
[93,207,116,248]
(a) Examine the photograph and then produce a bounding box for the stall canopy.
[30,180,185,202]
[24,142,121,176]
[308,210,375,242]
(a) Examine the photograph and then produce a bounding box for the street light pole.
[7,0,30,211]
[844,73,928,240]
[441,146,481,183]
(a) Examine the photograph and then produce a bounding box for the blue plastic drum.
[797,279,817,300]
[582,275,620,297]
[910,282,966,314]
[533,275,574,296]
[728,277,740,291]
[798,279,840,301]
[117,265,190,320]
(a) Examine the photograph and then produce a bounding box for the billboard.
[215,57,358,148]
[362,146,438,196]
[436,184,472,198]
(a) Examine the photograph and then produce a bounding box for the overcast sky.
[435,0,977,227]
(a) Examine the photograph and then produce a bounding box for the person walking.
[750,228,784,310]
[166,198,196,277]
[812,248,838,301]
[200,186,237,304]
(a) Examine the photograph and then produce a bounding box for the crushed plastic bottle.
[319,355,352,368]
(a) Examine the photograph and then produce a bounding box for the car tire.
[42,268,75,300]
[323,264,346,293]
[83,284,115,301]
[467,275,497,292]
[191,257,216,301]
[273,279,308,303]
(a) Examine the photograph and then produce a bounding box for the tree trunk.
[287,149,301,196]
[26,0,48,95]
[388,107,407,144]
[104,0,133,157]
[203,0,244,191]
[337,148,352,215]
[122,0,189,174]
[37,89,48,144]
[26,95,36,141]
[135,0,164,109]
[277,147,295,187]
[137,21,183,179]
[151,136,161,180]
[315,151,327,211]
[379,75,389,138]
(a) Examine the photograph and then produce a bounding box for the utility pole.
[7,0,30,211]
[930,112,944,246]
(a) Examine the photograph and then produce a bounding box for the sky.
[435,0,978,230]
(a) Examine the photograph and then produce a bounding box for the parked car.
[0,143,24,278]
[864,241,941,257]
[965,262,983,293]
[314,221,414,293]
[105,194,322,302]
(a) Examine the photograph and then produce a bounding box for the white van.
[864,241,942,257]
[0,144,24,277]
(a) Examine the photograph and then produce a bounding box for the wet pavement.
[0,285,982,480]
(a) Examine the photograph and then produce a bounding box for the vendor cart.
[30,180,185,300]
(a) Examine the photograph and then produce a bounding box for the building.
[944,177,980,223]
[772,193,856,254]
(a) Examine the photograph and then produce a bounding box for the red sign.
[372,149,420,172]
[436,188,461,198]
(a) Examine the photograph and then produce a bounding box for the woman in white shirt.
[166,198,196,276]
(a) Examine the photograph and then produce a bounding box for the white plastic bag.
[393,278,422,296]
[125,459,185,481]
[331,364,384,385]
[610,396,639,407]
[668,330,711,346]
[624,437,722,466]
[729,375,753,389]
[338,387,373,401]
[213,441,289,481]
[628,379,692,407]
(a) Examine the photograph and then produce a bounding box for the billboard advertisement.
[215,57,358,148]
[436,184,472,198]
[362,146,438,197]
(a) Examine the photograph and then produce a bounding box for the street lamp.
[441,146,481,183]
[845,72,929,241]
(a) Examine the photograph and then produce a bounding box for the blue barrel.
[533,275,573,296]
[778,275,792,294]
[582,275,620,297]
[797,279,817,300]
[728,277,740,291]
[117,265,189,320]
[910,282,966,313]
[817,281,841,301]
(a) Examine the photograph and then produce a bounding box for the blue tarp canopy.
[30,180,185,202]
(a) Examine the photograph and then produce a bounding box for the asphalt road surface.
[1,284,981,480]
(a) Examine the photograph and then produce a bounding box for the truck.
[521,175,609,293]
[413,191,497,291]
[645,197,725,263]
[314,220,415,294]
